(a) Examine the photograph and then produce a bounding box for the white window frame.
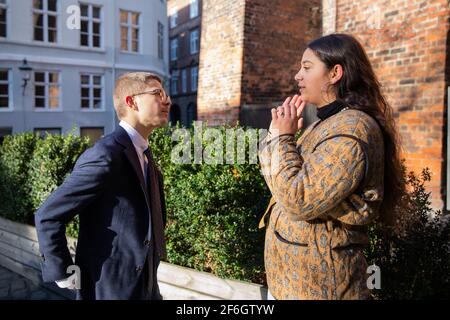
[120,9,140,53]
[189,0,199,19]
[33,0,59,43]
[191,66,198,92]
[169,7,177,29]
[79,2,102,48]
[80,73,104,111]
[0,69,11,110]
[190,29,199,54]
[170,37,178,61]
[181,68,187,94]
[158,21,164,60]
[171,70,179,95]
[0,0,7,38]
[33,71,62,111]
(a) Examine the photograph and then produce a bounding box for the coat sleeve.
[35,144,113,282]
[259,133,366,221]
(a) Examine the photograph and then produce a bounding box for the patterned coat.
[258,108,384,300]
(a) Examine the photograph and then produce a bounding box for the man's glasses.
[131,88,169,101]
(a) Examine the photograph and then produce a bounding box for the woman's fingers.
[298,117,303,129]
[282,96,292,108]
[297,100,306,118]
[271,108,278,120]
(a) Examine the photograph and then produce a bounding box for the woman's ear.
[329,64,344,85]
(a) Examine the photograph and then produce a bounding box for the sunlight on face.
[294,48,335,108]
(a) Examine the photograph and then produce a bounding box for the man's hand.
[269,95,306,136]
[55,273,78,290]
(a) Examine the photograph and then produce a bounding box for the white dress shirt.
[119,120,149,185]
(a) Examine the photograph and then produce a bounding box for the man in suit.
[35,72,171,300]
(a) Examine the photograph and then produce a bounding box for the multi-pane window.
[0,70,9,109]
[171,70,179,95]
[181,69,187,94]
[170,38,178,61]
[120,10,140,53]
[191,66,198,92]
[33,0,58,43]
[34,71,60,110]
[81,74,103,110]
[80,3,101,48]
[190,29,199,54]
[169,7,177,28]
[190,0,199,19]
[158,21,164,60]
[0,0,7,38]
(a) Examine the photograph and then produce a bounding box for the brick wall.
[197,0,321,126]
[197,0,246,126]
[325,0,449,209]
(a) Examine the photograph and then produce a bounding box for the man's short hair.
[113,72,162,119]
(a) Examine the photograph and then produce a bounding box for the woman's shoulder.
[323,108,383,142]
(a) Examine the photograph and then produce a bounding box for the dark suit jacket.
[35,126,167,300]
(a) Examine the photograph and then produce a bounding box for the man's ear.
[125,96,137,110]
[329,64,344,85]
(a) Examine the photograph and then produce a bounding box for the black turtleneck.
[316,100,347,121]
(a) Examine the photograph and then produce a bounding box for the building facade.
[167,0,201,127]
[0,0,169,143]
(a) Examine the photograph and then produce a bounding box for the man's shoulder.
[77,131,123,165]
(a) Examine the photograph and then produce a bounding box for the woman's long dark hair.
[307,33,405,225]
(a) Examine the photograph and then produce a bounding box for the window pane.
[33,0,43,10]
[35,85,45,96]
[132,28,139,41]
[34,13,43,27]
[80,4,88,17]
[0,8,6,24]
[93,35,100,47]
[49,98,59,109]
[93,99,101,109]
[81,88,89,98]
[81,75,90,84]
[93,88,101,98]
[34,73,45,82]
[0,23,5,38]
[131,13,139,25]
[121,39,127,51]
[80,20,88,32]
[120,11,128,24]
[93,76,101,85]
[48,15,56,28]
[132,40,138,52]
[0,97,8,108]
[49,73,58,83]
[35,98,45,107]
[48,29,57,42]
[0,71,7,81]
[121,27,128,50]
[49,85,59,97]
[47,0,57,12]
[81,33,88,46]
[93,22,100,34]
[81,99,89,108]
[0,84,8,95]
[93,7,100,19]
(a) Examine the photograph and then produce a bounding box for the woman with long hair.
[258,33,405,299]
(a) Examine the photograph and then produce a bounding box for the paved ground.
[0,265,66,300]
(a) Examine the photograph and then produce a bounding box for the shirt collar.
[119,120,149,153]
